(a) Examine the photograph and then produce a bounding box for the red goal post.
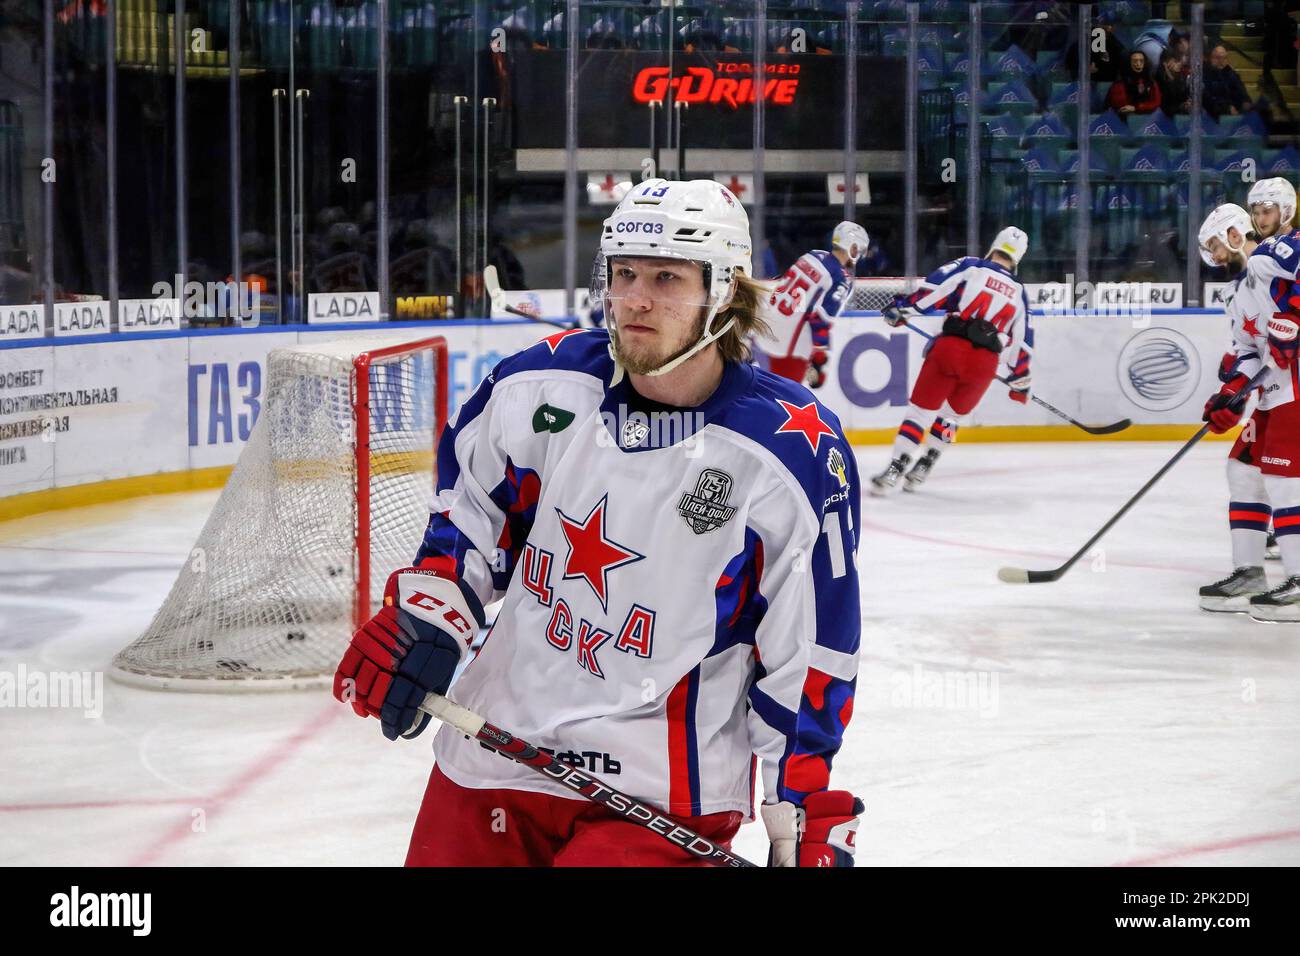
[112,334,450,691]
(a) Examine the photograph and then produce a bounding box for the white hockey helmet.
[1197,202,1252,266]
[1247,177,1296,231]
[599,178,753,377]
[831,220,870,263]
[987,226,1029,269]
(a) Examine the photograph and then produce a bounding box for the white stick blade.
[483,264,502,298]
[997,566,1030,584]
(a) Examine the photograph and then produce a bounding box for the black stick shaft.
[420,694,756,868]
[1042,423,1211,579]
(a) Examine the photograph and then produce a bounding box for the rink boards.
[0,311,1237,517]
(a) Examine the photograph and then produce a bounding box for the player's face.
[1204,234,1245,269]
[1251,203,1283,239]
[607,257,710,375]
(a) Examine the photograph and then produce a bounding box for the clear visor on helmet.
[597,252,717,314]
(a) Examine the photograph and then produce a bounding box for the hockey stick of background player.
[418,691,758,867]
[896,319,1133,436]
[483,265,576,330]
[997,367,1269,584]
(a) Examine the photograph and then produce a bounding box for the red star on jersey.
[555,495,645,611]
[775,399,836,454]
[541,328,585,353]
[1242,315,1261,337]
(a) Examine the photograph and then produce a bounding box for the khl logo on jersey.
[678,468,737,534]
[621,418,650,447]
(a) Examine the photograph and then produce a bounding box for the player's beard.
[613,309,707,376]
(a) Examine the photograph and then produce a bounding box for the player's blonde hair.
[714,273,774,364]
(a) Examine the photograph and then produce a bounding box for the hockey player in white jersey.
[1197,203,1267,611]
[334,179,865,865]
[755,220,867,388]
[1199,179,1300,621]
[870,227,1034,494]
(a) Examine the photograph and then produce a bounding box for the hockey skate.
[1266,532,1280,561]
[902,449,940,492]
[869,454,912,496]
[1198,566,1267,613]
[1248,575,1300,622]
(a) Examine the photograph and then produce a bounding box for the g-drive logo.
[50,886,151,936]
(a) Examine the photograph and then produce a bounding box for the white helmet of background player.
[831,220,869,265]
[986,226,1029,270]
[598,178,752,377]
[1247,177,1296,235]
[1197,203,1252,267]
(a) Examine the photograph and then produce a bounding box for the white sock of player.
[1263,473,1300,578]
[891,403,938,460]
[1227,459,1270,568]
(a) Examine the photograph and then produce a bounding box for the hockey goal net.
[848,277,921,312]
[112,335,448,691]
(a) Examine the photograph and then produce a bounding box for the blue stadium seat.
[985,78,1038,115]
[987,44,1037,80]
[1130,109,1178,139]
[1022,112,1071,153]
[1266,146,1300,175]
[1022,146,1064,174]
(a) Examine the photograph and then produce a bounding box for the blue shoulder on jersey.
[712,367,856,518]
[1253,230,1300,275]
[491,328,614,384]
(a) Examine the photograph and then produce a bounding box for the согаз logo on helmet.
[1116,328,1201,412]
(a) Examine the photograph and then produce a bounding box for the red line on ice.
[0,796,203,812]
[1116,828,1300,866]
[127,704,343,866]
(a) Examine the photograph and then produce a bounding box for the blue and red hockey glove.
[881,302,917,328]
[761,790,864,867]
[1267,313,1300,370]
[1203,372,1251,433]
[333,567,479,740]
[1006,350,1031,404]
[806,349,829,389]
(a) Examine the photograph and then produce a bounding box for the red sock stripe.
[1228,509,1271,523]
[899,420,925,443]
[1273,512,1300,532]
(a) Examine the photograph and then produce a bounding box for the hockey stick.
[418,691,757,868]
[997,368,1269,584]
[897,319,1132,436]
[483,265,575,330]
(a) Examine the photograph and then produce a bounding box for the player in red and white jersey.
[1199,178,1300,621]
[332,179,864,866]
[755,220,866,389]
[869,227,1034,495]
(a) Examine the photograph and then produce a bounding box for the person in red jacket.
[1106,50,1162,115]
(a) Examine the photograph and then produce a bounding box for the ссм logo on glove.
[405,591,474,638]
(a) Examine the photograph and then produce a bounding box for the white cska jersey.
[1222,229,1300,409]
[901,256,1033,373]
[415,328,861,818]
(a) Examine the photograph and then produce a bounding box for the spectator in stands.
[1106,51,1162,115]
[1155,48,1191,114]
[1203,44,1254,119]
[1065,9,1126,83]
[1168,30,1191,69]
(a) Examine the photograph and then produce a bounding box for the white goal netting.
[848,277,920,312]
[112,336,445,691]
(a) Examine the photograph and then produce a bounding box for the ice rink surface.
[2,441,1298,866]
